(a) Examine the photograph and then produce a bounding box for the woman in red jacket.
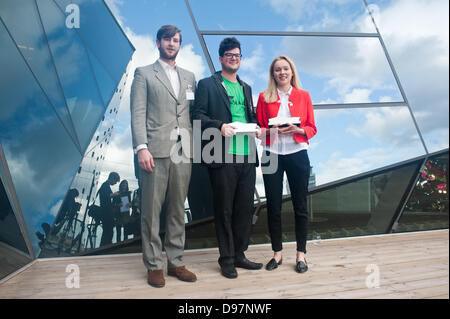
[256,55,317,273]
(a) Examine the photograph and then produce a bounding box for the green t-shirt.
[222,76,250,156]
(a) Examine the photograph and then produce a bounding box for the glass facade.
[0,0,447,275]
[185,158,423,249]
[0,0,134,278]
[395,151,449,233]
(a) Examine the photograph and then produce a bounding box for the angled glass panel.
[0,20,83,257]
[40,76,134,257]
[204,35,403,105]
[36,0,106,152]
[305,160,422,240]
[395,151,449,233]
[310,107,426,187]
[366,1,449,153]
[0,177,29,255]
[86,47,117,108]
[189,0,376,33]
[0,151,21,227]
[185,160,422,249]
[54,0,134,84]
[0,0,80,149]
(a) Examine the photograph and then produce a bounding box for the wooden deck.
[0,230,448,299]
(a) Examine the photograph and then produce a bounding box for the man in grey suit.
[130,25,197,288]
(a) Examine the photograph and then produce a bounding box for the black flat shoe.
[221,265,238,279]
[265,258,282,271]
[234,257,263,270]
[295,260,308,273]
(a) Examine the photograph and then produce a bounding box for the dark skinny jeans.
[262,150,310,253]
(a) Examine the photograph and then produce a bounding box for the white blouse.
[262,87,309,155]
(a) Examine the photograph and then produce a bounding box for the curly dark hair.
[219,37,241,57]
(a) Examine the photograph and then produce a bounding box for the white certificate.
[120,196,129,212]
[230,122,258,133]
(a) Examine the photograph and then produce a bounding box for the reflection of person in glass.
[192,37,263,279]
[99,172,120,246]
[127,188,141,239]
[112,180,131,242]
[256,56,317,273]
[130,25,197,287]
[53,188,81,235]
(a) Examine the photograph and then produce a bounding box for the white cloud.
[276,0,448,152]
[367,0,449,138]
[344,88,372,103]
[104,0,125,26]
[347,107,423,148]
[49,200,63,217]
[241,44,265,73]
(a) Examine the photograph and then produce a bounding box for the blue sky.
[102,0,449,194]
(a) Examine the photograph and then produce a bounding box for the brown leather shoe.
[147,269,165,288]
[168,266,197,282]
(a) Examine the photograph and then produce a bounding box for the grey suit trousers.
[140,152,191,271]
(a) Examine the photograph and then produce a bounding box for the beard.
[221,63,239,74]
[159,46,179,61]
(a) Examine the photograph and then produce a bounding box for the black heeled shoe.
[265,258,282,271]
[295,259,308,273]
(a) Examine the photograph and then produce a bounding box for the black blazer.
[191,71,259,168]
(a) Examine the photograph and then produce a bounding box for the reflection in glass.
[36,0,106,151]
[39,70,134,257]
[54,0,134,84]
[0,18,83,257]
[0,0,80,150]
[86,48,118,110]
[395,151,449,233]
[185,159,422,249]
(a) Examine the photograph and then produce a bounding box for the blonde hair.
[263,55,302,103]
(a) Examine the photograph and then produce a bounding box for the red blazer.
[256,87,317,146]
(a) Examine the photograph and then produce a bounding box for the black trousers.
[208,162,256,267]
[262,150,310,253]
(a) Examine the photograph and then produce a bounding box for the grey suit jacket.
[130,61,196,158]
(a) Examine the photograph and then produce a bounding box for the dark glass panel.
[0,0,80,150]
[184,160,422,249]
[395,152,449,232]
[0,176,29,255]
[0,20,83,256]
[36,0,106,152]
[304,161,421,240]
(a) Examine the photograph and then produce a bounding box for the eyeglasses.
[223,53,242,59]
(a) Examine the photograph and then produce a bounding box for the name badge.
[186,85,194,100]
[186,90,195,101]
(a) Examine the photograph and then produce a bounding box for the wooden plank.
[0,230,447,299]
